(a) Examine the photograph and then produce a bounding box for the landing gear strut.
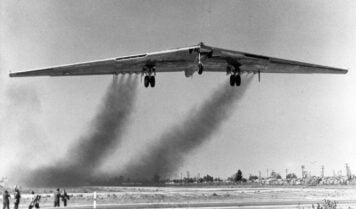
[197,50,204,75]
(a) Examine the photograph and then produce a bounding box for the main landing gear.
[227,65,242,87]
[143,65,156,88]
[144,75,155,88]
[230,74,241,86]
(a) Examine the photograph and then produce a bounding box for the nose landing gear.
[198,63,204,75]
[197,49,204,75]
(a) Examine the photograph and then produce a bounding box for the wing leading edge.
[10,42,347,87]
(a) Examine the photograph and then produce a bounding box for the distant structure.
[346,163,352,179]
[258,171,262,183]
[321,165,325,178]
[285,169,288,179]
[301,165,305,179]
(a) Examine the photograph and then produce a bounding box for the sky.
[1,0,355,182]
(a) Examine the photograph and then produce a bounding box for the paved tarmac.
[24,200,356,209]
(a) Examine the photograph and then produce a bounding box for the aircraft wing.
[9,44,201,77]
[10,43,347,87]
[201,45,348,74]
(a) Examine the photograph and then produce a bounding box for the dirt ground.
[12,186,356,208]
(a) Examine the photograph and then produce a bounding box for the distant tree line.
[88,169,301,186]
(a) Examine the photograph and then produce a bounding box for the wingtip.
[339,68,348,74]
[9,71,20,77]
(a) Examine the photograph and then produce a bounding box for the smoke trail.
[121,75,254,181]
[69,75,138,171]
[20,75,138,187]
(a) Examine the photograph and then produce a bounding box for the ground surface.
[10,186,356,208]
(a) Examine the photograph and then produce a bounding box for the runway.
[14,186,356,209]
[29,200,356,209]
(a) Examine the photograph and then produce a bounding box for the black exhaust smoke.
[120,75,254,181]
[19,75,138,187]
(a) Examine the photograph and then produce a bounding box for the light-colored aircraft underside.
[10,42,348,87]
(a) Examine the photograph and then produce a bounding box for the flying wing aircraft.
[10,42,348,87]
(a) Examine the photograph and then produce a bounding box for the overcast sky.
[1,0,355,180]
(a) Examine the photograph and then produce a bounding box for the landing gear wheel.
[144,76,150,88]
[198,64,203,75]
[150,76,155,87]
[236,75,241,86]
[230,75,235,86]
